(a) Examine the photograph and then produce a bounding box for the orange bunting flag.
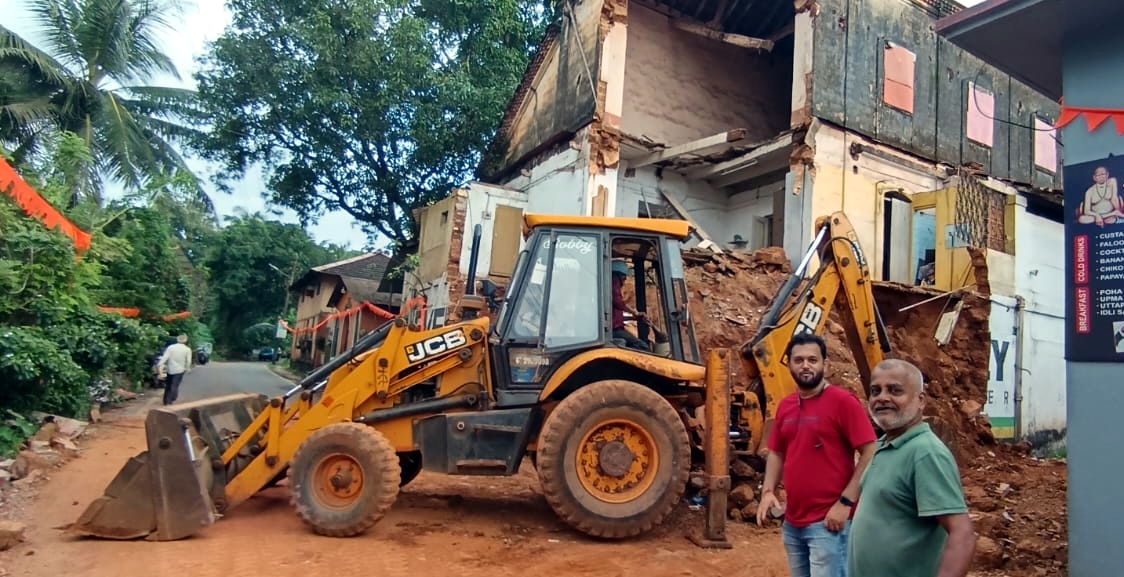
[0,156,92,252]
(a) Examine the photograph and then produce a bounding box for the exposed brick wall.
[445,194,469,323]
[987,191,1007,253]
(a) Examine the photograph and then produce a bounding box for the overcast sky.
[0,0,987,249]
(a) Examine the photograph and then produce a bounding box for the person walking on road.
[157,334,192,406]
[847,359,976,577]
[756,333,877,577]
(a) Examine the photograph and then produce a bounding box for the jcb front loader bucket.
[70,393,268,541]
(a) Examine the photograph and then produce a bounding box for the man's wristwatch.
[838,495,855,507]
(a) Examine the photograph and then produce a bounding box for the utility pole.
[269,261,300,341]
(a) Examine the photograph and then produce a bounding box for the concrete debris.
[12,469,43,488]
[29,414,87,440]
[0,521,25,551]
[114,388,138,401]
[49,436,80,458]
[975,535,1004,569]
[728,484,756,510]
[10,450,60,480]
[959,399,983,417]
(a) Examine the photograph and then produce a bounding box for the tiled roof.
[291,252,391,292]
[311,252,390,281]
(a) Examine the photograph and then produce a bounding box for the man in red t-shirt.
[755,332,877,577]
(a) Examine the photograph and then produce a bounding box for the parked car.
[258,347,278,362]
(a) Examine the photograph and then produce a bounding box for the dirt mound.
[682,247,993,457]
[681,246,1067,575]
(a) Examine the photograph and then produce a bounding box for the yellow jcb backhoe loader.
[70,211,889,547]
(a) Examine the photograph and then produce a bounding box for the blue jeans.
[781,520,850,577]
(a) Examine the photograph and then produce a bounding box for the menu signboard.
[1066,155,1124,361]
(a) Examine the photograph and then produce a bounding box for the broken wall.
[615,165,782,250]
[499,128,594,216]
[405,185,528,329]
[478,0,602,182]
[807,0,1063,188]
[808,121,947,282]
[620,3,793,147]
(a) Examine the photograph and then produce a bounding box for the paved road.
[173,361,294,403]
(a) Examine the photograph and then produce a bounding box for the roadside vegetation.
[0,0,552,456]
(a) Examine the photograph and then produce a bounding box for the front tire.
[536,380,690,539]
[288,423,400,537]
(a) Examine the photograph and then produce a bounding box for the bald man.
[847,359,976,577]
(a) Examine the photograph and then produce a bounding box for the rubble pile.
[0,413,89,535]
[680,247,1068,576]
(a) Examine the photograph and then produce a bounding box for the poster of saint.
[1065,154,1124,361]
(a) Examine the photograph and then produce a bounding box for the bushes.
[0,326,90,417]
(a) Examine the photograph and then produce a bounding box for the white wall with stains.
[1014,204,1066,449]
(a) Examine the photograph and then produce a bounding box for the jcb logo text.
[406,329,468,363]
[793,302,823,336]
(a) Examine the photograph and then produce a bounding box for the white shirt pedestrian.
[159,338,192,375]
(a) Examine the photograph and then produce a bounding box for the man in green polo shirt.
[848,359,976,577]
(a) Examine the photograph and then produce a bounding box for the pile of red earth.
[681,247,1068,576]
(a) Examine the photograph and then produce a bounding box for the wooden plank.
[990,73,1012,180]
[843,0,878,139]
[670,19,774,51]
[935,37,964,166]
[490,205,523,277]
[811,0,848,125]
[871,0,912,150]
[911,23,939,159]
[629,129,748,168]
[1007,81,1036,185]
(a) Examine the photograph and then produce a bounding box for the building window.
[1034,116,1058,173]
[883,43,916,114]
[966,82,995,147]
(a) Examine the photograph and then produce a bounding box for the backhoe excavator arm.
[735,212,892,454]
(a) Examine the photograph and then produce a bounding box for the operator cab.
[489,215,701,406]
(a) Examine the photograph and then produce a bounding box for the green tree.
[0,0,204,203]
[191,0,552,245]
[203,214,350,355]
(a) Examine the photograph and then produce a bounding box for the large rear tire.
[288,422,400,537]
[536,380,690,539]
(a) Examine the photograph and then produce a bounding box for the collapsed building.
[401,0,1066,453]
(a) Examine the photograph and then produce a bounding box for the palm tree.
[0,0,204,205]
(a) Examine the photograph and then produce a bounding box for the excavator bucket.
[70,393,268,541]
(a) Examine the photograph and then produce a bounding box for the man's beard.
[794,369,824,390]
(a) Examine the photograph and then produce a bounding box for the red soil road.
[0,404,1057,577]
[0,407,791,577]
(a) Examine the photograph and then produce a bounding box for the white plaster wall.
[986,294,1020,438]
[810,122,945,279]
[790,10,814,126]
[616,166,721,246]
[456,183,529,277]
[728,181,783,248]
[621,3,791,146]
[1014,204,1067,447]
[987,250,1017,296]
[501,143,589,216]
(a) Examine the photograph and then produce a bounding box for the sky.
[0,0,988,248]
[0,0,372,250]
